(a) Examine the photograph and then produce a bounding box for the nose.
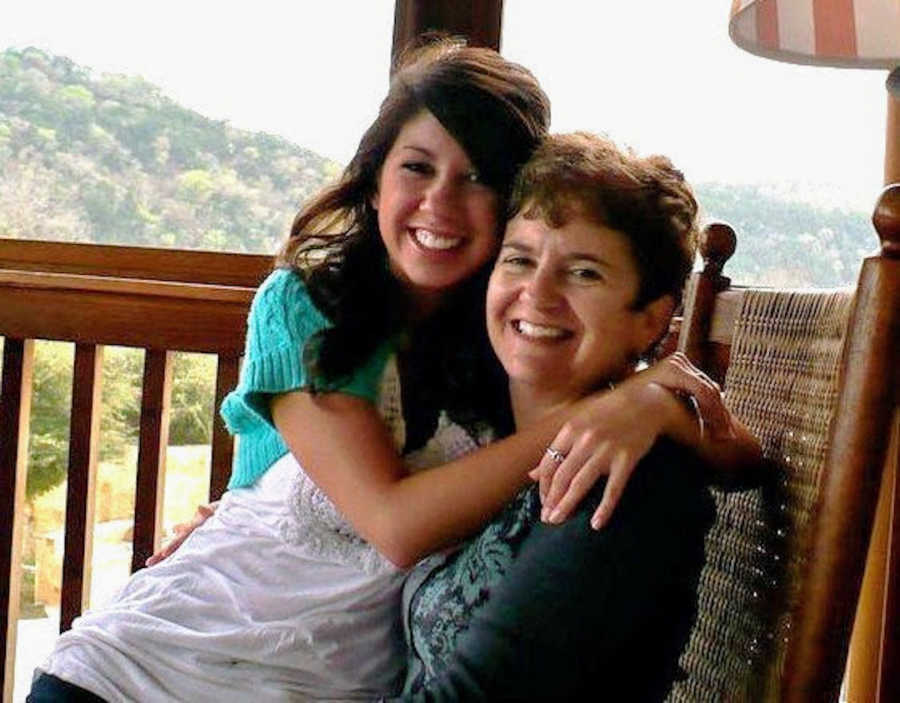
[420,174,457,216]
[521,264,561,309]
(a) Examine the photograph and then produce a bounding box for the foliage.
[696,183,875,288]
[26,342,73,498]
[23,344,217,500]
[169,354,217,446]
[0,46,339,254]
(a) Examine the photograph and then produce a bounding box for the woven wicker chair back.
[669,288,855,702]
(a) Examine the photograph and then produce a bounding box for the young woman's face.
[486,212,664,401]
[373,110,500,308]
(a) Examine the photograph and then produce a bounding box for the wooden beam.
[0,276,251,355]
[0,238,272,289]
[392,0,502,64]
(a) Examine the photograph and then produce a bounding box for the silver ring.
[545,447,566,464]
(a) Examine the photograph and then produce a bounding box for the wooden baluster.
[209,354,239,502]
[0,339,34,703]
[783,184,900,702]
[677,222,736,384]
[60,344,103,632]
[131,350,174,573]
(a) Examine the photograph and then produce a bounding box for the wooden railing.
[0,239,272,701]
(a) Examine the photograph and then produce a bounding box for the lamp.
[728,0,900,183]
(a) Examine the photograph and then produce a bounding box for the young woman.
[29,42,753,703]
[398,132,737,701]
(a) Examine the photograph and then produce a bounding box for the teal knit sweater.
[220,268,394,489]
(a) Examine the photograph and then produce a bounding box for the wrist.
[629,381,681,434]
[638,381,706,445]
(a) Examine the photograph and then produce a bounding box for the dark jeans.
[27,673,107,703]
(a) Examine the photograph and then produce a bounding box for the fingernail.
[548,508,562,524]
[541,507,550,522]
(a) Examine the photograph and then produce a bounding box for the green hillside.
[0,46,340,254]
[0,46,878,284]
[696,182,876,288]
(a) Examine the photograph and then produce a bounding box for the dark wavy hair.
[275,38,550,444]
[509,132,699,311]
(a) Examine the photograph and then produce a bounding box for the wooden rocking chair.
[666,184,899,702]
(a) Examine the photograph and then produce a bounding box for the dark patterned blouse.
[401,487,538,692]
[396,439,714,702]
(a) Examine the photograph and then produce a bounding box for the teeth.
[413,229,461,251]
[515,320,567,339]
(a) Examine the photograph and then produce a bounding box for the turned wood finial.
[872,183,900,258]
[700,222,737,276]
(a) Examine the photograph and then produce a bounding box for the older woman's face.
[486,212,660,399]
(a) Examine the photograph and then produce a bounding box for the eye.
[401,161,433,175]
[570,267,603,282]
[500,254,533,269]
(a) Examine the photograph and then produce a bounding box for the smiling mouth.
[513,320,571,340]
[412,228,463,251]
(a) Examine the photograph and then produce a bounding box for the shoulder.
[582,440,712,543]
[246,268,328,354]
[255,267,308,299]
[252,267,324,324]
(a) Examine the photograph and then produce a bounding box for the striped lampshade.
[729,0,900,69]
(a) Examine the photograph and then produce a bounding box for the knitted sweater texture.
[220,268,393,488]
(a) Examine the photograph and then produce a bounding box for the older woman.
[397,132,751,701]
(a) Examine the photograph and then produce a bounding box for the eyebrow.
[399,145,433,158]
[500,240,614,268]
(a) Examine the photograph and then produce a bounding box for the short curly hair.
[508,132,699,309]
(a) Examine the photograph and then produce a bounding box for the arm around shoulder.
[270,387,596,568]
[394,442,714,702]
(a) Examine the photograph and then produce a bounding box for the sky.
[0,0,891,212]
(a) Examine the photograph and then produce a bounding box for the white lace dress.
[40,359,482,703]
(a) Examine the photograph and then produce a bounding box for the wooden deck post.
[392,0,502,65]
